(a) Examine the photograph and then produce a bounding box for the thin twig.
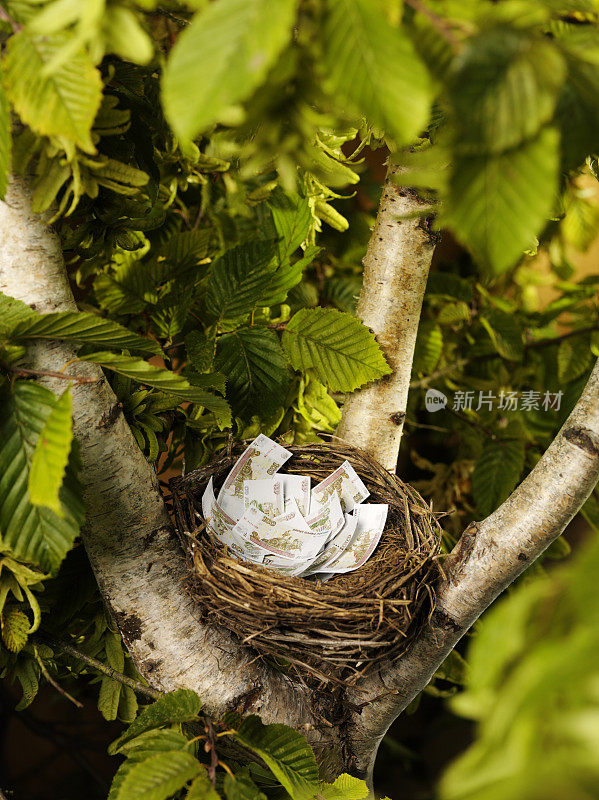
[0,4,22,30]
[39,635,163,700]
[33,645,83,709]
[0,361,98,384]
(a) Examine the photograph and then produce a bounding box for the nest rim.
[170,440,442,688]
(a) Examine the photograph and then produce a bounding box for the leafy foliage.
[282,308,391,392]
[28,388,73,516]
[0,381,83,573]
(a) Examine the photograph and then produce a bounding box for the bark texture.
[344,359,599,779]
[336,167,437,472]
[0,177,349,777]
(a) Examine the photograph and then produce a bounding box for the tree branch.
[346,359,599,779]
[336,167,438,472]
[0,176,346,774]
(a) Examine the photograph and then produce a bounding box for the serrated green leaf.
[205,241,277,323]
[282,308,391,392]
[443,127,560,274]
[480,308,524,361]
[3,31,102,153]
[9,311,161,356]
[0,292,38,339]
[116,751,202,800]
[557,336,592,383]
[472,438,525,518]
[437,301,470,325]
[413,321,443,373]
[450,29,566,154]
[78,352,230,423]
[14,656,39,710]
[320,0,432,146]
[0,381,84,573]
[234,716,319,800]
[224,769,265,800]
[28,388,73,516]
[0,67,10,199]
[1,607,30,652]
[186,329,217,374]
[162,0,297,140]
[268,188,311,264]
[188,770,221,800]
[215,327,290,419]
[108,689,201,755]
[318,773,369,800]
[118,684,138,724]
[98,675,122,722]
[119,730,190,761]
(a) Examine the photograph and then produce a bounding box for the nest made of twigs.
[169,442,442,687]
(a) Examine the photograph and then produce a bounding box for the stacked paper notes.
[201,435,388,579]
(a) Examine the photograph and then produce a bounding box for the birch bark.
[336,166,437,472]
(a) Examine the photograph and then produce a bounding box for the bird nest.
[169,442,442,687]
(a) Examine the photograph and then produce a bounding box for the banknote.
[306,492,344,538]
[218,434,292,520]
[280,474,311,517]
[311,460,369,513]
[243,478,284,518]
[201,477,236,547]
[262,553,310,577]
[301,513,359,576]
[233,506,329,562]
[323,504,389,574]
[274,497,312,532]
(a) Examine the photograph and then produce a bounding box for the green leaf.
[108,689,201,755]
[413,321,443,373]
[78,352,231,423]
[162,0,297,141]
[1,608,30,652]
[0,381,84,573]
[205,241,277,323]
[480,308,524,361]
[557,336,592,384]
[224,769,266,800]
[9,311,161,356]
[318,774,369,800]
[282,308,391,392]
[426,273,473,303]
[234,716,319,800]
[98,675,122,722]
[472,438,525,518]
[215,327,290,419]
[0,292,38,339]
[0,66,10,199]
[116,751,202,800]
[268,188,311,264]
[188,770,222,800]
[186,329,217,374]
[28,388,73,516]
[320,0,432,146]
[259,246,321,309]
[3,31,102,153]
[14,656,39,710]
[450,29,566,153]
[119,729,190,761]
[443,126,560,274]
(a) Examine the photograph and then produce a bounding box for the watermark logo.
[425,388,448,413]
[424,389,563,413]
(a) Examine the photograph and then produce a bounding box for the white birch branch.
[336,166,437,472]
[0,177,349,773]
[345,359,599,778]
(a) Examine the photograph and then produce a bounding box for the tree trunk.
[336,166,437,472]
[2,172,598,792]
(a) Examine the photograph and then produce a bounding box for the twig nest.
[170,442,442,686]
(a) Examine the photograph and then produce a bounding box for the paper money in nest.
[201,435,388,579]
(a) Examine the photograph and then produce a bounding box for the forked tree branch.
[345,359,599,779]
[336,166,437,472]
[0,176,350,777]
